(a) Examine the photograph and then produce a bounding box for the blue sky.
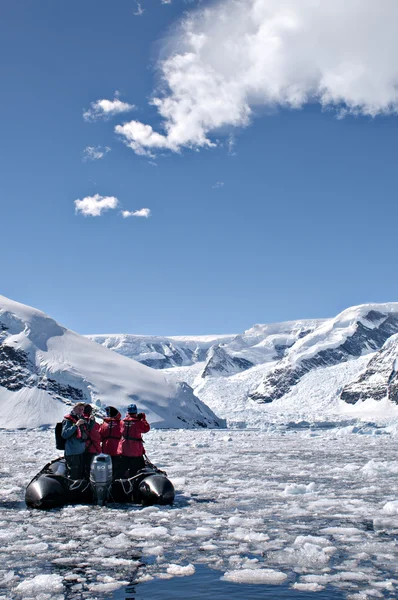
[2,0,398,335]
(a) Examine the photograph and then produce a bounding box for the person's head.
[127,403,138,416]
[83,404,93,418]
[72,402,85,416]
[105,406,119,419]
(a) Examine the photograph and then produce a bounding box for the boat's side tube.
[137,474,175,505]
[25,475,68,509]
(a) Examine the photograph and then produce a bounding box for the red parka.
[99,412,122,456]
[86,421,101,454]
[117,414,150,457]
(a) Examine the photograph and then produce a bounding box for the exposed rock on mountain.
[340,333,398,404]
[201,345,254,378]
[250,305,398,404]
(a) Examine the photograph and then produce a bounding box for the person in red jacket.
[99,406,122,476]
[83,404,101,478]
[117,403,150,478]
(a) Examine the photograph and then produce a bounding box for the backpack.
[55,422,65,451]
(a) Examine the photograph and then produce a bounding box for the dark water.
[113,565,345,600]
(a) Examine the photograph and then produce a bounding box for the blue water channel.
[113,564,345,600]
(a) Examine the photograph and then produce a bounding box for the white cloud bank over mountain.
[116,0,398,155]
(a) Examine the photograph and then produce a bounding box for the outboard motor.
[90,454,113,506]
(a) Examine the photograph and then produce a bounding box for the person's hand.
[136,413,145,420]
[76,419,85,426]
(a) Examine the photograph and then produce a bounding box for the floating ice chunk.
[373,517,398,530]
[301,574,335,585]
[320,527,364,537]
[21,542,49,554]
[14,574,64,595]
[88,580,129,593]
[336,572,370,582]
[103,533,132,549]
[294,535,331,547]
[292,582,325,591]
[228,527,270,543]
[136,574,154,583]
[222,568,287,585]
[143,544,164,556]
[271,542,331,567]
[382,501,398,515]
[166,564,195,577]
[283,482,316,495]
[128,526,168,539]
[361,460,395,478]
[0,571,16,585]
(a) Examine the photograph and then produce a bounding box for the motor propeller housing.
[90,453,113,505]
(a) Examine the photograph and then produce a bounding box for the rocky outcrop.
[201,345,253,378]
[340,334,398,404]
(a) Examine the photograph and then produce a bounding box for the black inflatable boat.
[25,454,175,509]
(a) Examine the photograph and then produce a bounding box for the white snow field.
[1,424,398,599]
[0,295,223,429]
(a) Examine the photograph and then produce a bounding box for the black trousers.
[84,452,97,479]
[116,456,145,479]
[65,453,85,480]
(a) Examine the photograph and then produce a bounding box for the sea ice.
[1,426,398,598]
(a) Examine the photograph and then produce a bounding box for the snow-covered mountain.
[0,295,224,429]
[89,304,398,424]
[89,319,324,380]
[88,333,236,369]
[250,305,398,404]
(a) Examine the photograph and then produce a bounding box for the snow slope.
[0,295,224,429]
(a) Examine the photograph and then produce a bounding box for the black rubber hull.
[25,458,175,510]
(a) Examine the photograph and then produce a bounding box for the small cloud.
[74,194,119,217]
[227,134,236,156]
[121,208,152,218]
[213,181,224,188]
[82,146,111,161]
[83,97,135,122]
[161,0,172,3]
[134,2,145,15]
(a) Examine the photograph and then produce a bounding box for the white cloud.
[121,208,152,218]
[82,146,111,161]
[115,120,178,157]
[84,98,135,122]
[213,181,224,188]
[134,2,145,16]
[74,194,119,217]
[116,0,398,155]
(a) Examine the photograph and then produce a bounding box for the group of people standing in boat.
[61,401,150,480]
